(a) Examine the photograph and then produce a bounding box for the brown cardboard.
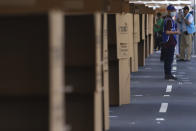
[103,13,110,131]
[138,41,145,66]
[138,14,145,67]
[65,94,94,131]
[119,59,131,105]
[0,14,50,130]
[106,0,123,14]
[134,4,146,14]
[108,14,131,106]
[0,0,51,14]
[0,0,107,14]
[94,91,103,131]
[121,1,130,13]
[129,4,154,14]
[116,13,131,105]
[65,14,103,131]
[63,0,107,13]
[108,14,119,106]
[133,14,140,72]
[145,14,150,57]
[65,15,96,93]
[148,14,154,54]
[143,14,146,61]
[127,14,134,72]
[49,10,65,131]
[94,13,103,131]
[116,13,131,59]
[129,3,135,13]
[142,14,145,40]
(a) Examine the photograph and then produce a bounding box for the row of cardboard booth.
[0,1,155,131]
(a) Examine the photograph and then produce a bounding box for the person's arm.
[183,14,193,25]
[155,19,161,28]
[184,18,191,25]
[165,19,180,35]
[166,30,180,35]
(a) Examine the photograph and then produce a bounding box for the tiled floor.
[110,52,196,131]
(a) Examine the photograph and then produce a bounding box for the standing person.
[162,5,180,80]
[176,9,183,57]
[154,12,164,51]
[178,6,195,61]
[160,15,167,61]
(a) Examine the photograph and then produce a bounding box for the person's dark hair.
[157,12,161,17]
[183,6,189,11]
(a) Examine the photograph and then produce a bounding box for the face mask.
[170,12,176,17]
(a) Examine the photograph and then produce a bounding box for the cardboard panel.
[0,0,50,14]
[133,43,138,72]
[119,59,131,105]
[127,13,134,72]
[108,14,131,106]
[63,0,106,13]
[65,15,96,94]
[129,4,154,14]
[107,0,122,14]
[0,0,108,14]
[148,14,154,54]
[138,41,145,66]
[145,14,150,57]
[0,15,49,95]
[94,91,102,131]
[0,96,49,131]
[121,1,130,13]
[65,13,103,131]
[142,14,145,40]
[103,13,110,131]
[66,94,94,131]
[133,14,139,72]
[133,14,140,43]
[138,14,145,66]
[108,14,119,106]
[94,13,103,131]
[116,13,131,105]
[49,10,65,131]
[0,14,49,131]
[148,14,153,34]
[116,13,131,59]
[66,93,102,131]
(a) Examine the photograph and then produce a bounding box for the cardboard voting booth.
[0,11,65,131]
[108,12,131,106]
[0,1,107,131]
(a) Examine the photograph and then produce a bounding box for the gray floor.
[109,52,196,131]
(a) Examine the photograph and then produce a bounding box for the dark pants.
[160,43,164,61]
[154,32,162,50]
[163,45,175,76]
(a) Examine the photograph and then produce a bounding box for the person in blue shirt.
[162,5,180,80]
[178,6,195,61]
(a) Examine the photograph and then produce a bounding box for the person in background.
[178,6,195,61]
[154,12,164,51]
[175,9,183,58]
[162,5,180,80]
[160,15,167,61]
